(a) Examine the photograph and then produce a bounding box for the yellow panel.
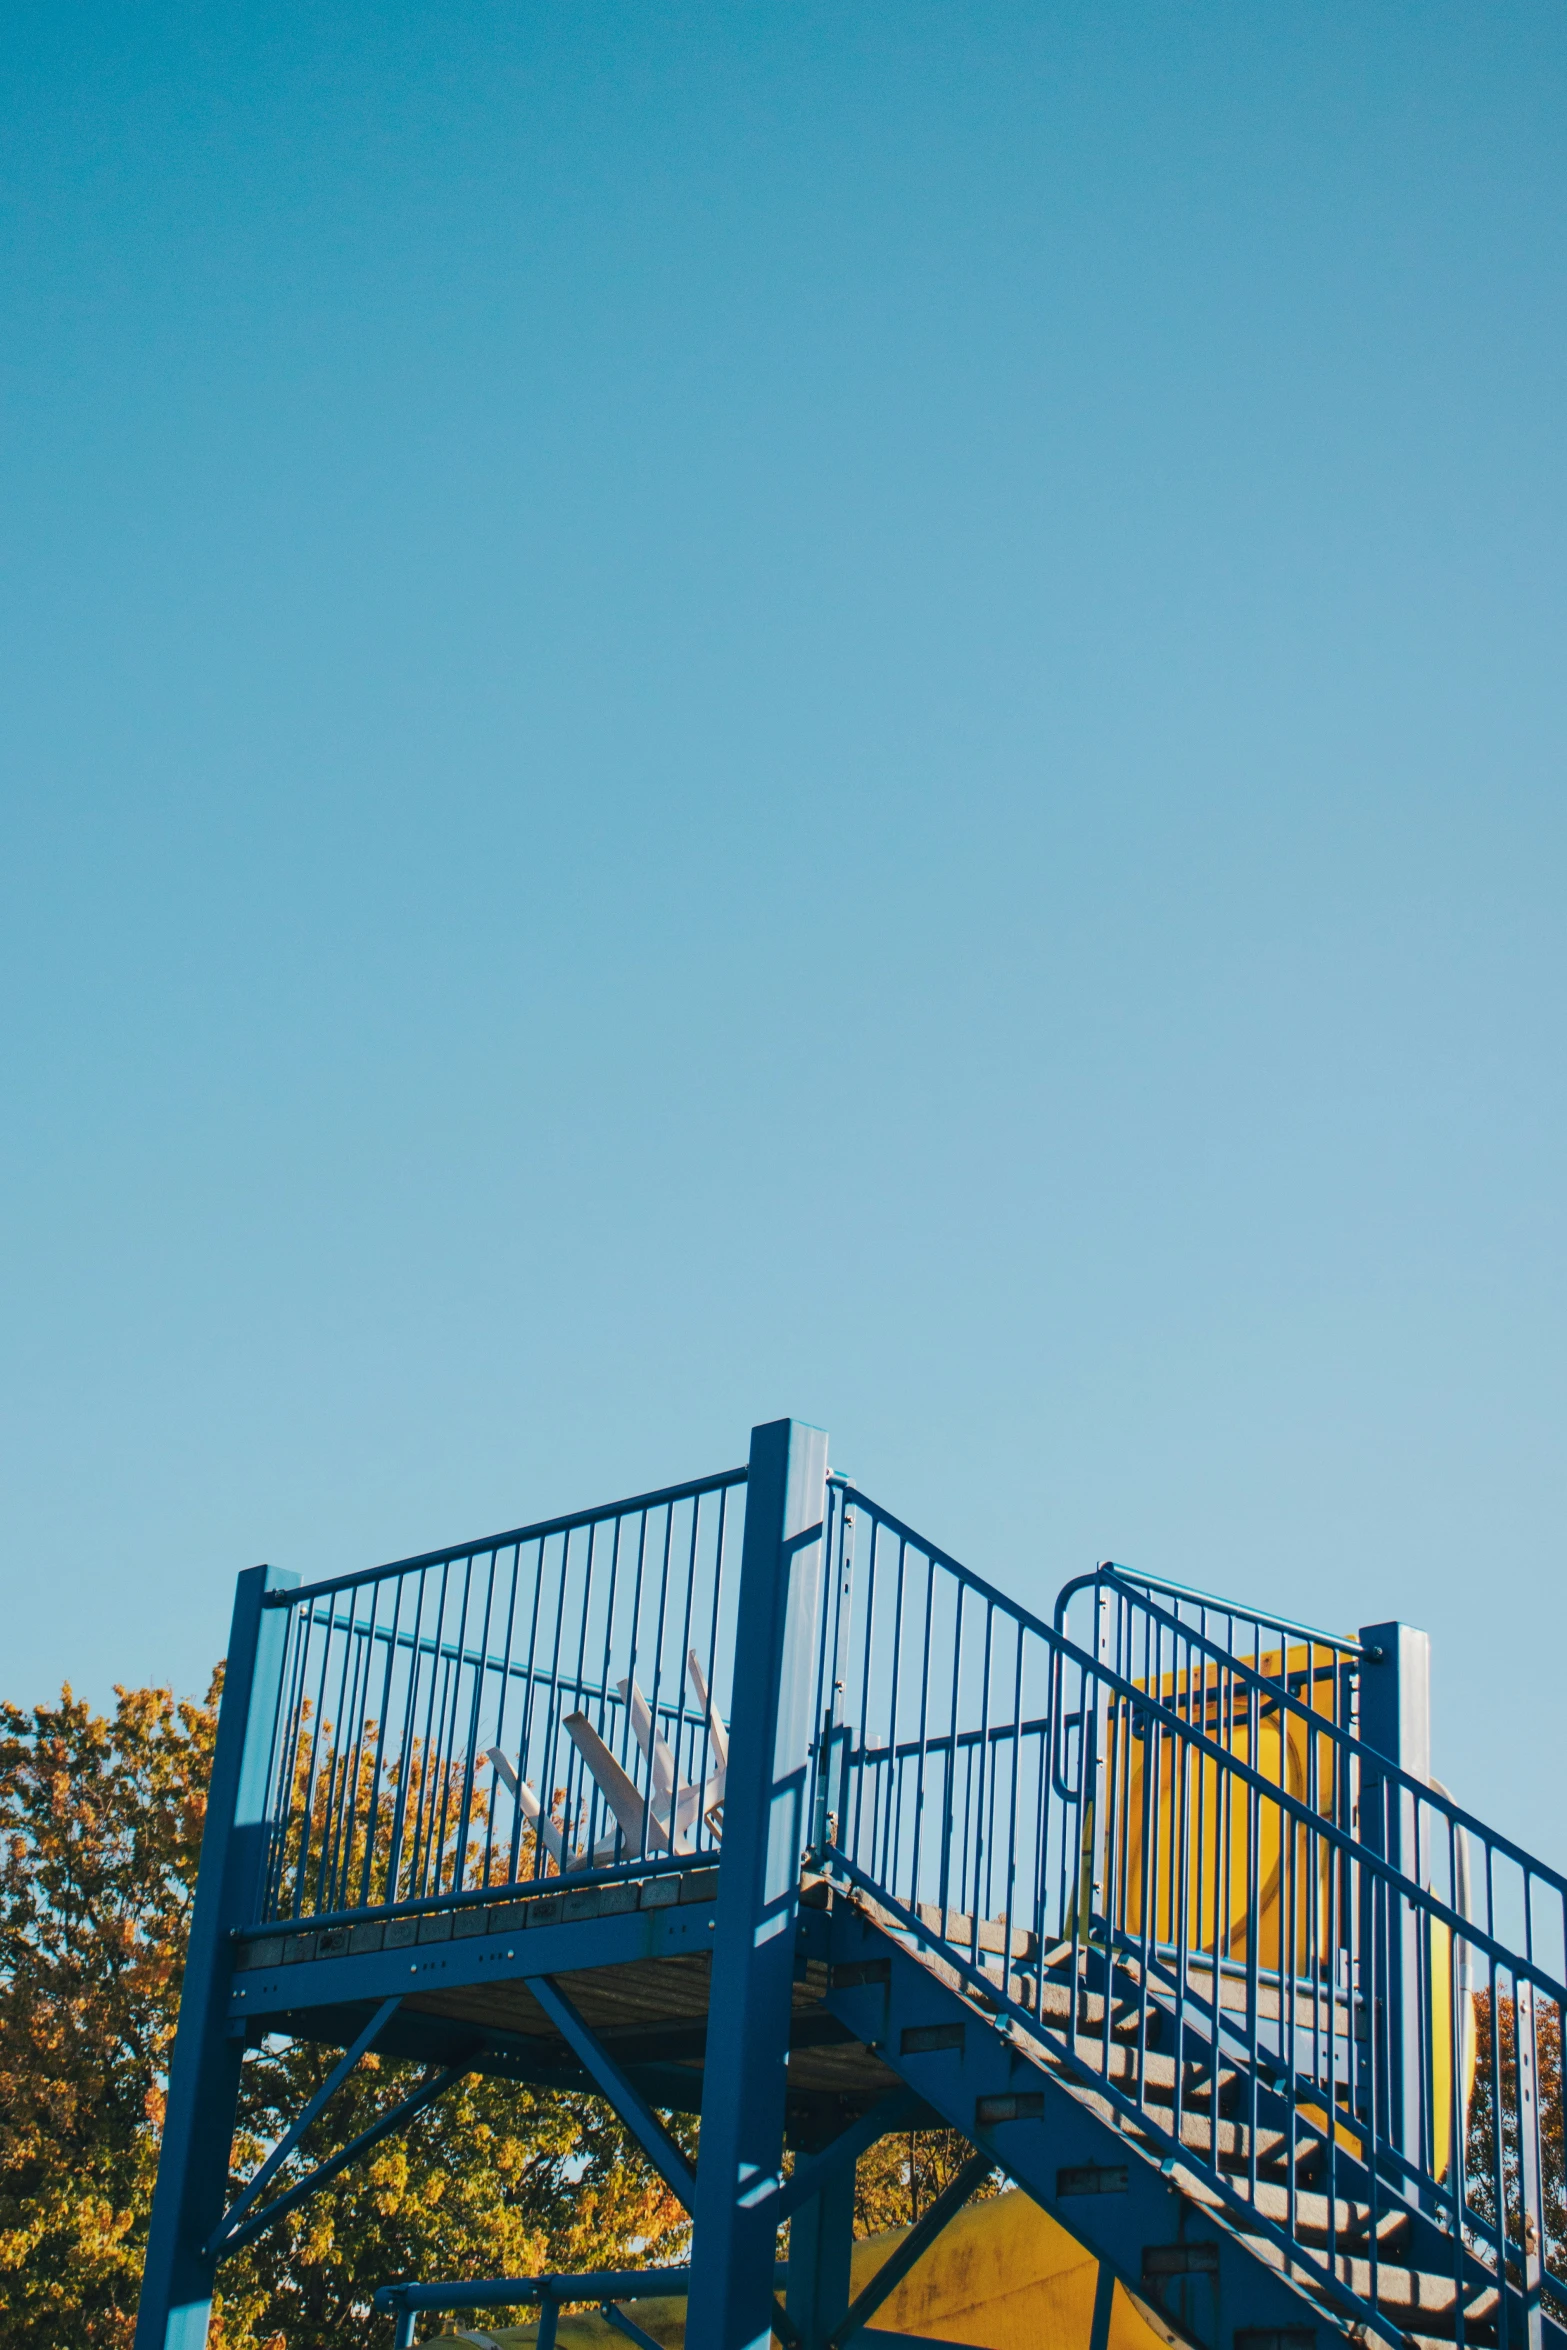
[1076,1638,1475,2180]
[1097,1644,1342,1977]
[414,2188,1171,2350]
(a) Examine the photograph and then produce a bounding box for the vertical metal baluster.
[609,1510,650,1861]
[848,1515,877,1872]
[1486,1945,1509,2350]
[418,1558,465,1900]
[264,1601,311,1920]
[539,1527,577,1865]
[484,1544,524,1891]
[1171,1626,1192,2157]
[293,1594,339,1917]
[450,1550,499,1898]
[697,1485,732,1860]
[384,1570,427,1906]
[1002,1622,1024,2005]
[1244,1667,1261,2215]
[511,1535,549,1881]
[937,1572,966,1936]
[569,1515,605,1843]
[327,1597,374,1914]
[315,1596,358,1913]
[882,1531,911,1902]
[805,1483,840,1867]
[961,1600,992,1962]
[671,1493,705,1839]
[407,1560,453,1902]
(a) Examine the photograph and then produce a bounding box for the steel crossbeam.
[528,1972,695,2206]
[204,1995,402,2252]
[220,2061,471,2253]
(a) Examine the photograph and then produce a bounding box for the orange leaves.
[1,1678,219,2349]
[3,1666,698,2350]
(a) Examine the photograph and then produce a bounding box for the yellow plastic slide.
[418,2188,1172,2350]
[1095,1642,1474,2178]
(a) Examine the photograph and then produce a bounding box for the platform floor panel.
[230,1872,909,2122]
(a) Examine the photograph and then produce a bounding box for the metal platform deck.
[228,1869,908,2132]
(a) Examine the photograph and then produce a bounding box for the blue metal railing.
[242,1450,1567,2350]
[808,1482,1567,2350]
[254,1466,747,1926]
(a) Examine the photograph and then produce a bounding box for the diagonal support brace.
[530,1973,695,2208]
[221,2058,469,2254]
[828,2151,993,2349]
[205,1995,402,2253]
[598,2306,665,2350]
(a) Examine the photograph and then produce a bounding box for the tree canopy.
[0,1672,965,2350]
[0,1677,691,2350]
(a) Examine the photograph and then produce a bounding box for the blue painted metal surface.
[134,1421,1567,2350]
[809,1496,1567,2350]
[373,2261,794,2350]
[136,1562,299,2350]
[688,1418,831,2350]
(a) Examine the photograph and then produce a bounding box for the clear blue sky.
[3,5,1564,1859]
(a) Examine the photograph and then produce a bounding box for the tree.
[0,1677,690,2350]
[1466,1984,1565,2303]
[852,2130,996,2237]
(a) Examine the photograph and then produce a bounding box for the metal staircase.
[135,1420,1566,2350]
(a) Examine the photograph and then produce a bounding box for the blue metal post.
[784,2156,855,2350]
[136,1564,299,2350]
[1358,1620,1431,2180]
[688,1418,830,2350]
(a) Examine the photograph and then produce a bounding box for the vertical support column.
[1088,2257,1116,2350]
[785,2157,855,2350]
[689,1418,830,2350]
[136,1563,299,2350]
[1357,1621,1431,2184]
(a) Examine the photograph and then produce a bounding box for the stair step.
[876,1906,1530,2350]
[914,1903,1039,1962]
[1234,2178,1412,2253]
[1229,2241,1500,2342]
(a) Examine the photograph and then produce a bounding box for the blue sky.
[3,4,1564,1859]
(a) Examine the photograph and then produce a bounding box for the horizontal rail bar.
[373,2267,792,2313]
[1056,1562,1371,1658]
[265,1467,748,1606]
[278,1607,716,1730]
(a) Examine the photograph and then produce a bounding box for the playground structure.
[135,1418,1565,2350]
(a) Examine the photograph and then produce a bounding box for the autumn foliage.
[1466,1984,1566,2300]
[1,1672,970,2350]
[0,1676,693,2350]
